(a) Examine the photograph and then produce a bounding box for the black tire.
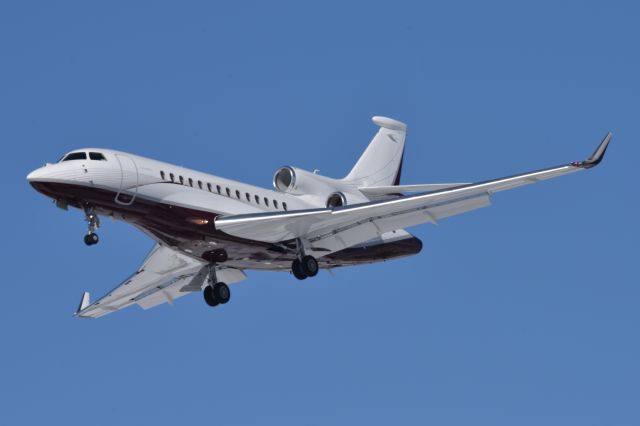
[84,233,98,246]
[213,282,230,304]
[292,259,307,280]
[301,255,318,277]
[203,286,219,307]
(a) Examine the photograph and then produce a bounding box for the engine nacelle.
[273,166,337,196]
[273,166,370,207]
[325,191,347,208]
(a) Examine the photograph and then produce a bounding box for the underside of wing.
[75,244,245,318]
[216,191,491,255]
[216,132,611,256]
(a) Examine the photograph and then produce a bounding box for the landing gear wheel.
[203,286,219,307]
[292,259,307,280]
[213,282,230,304]
[300,255,318,277]
[84,233,99,246]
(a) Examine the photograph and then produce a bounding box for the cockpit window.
[62,152,87,161]
[89,152,106,161]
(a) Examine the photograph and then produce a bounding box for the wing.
[216,133,611,255]
[75,244,246,318]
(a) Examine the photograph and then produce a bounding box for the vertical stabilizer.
[343,116,407,187]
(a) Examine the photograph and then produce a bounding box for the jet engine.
[273,166,367,207]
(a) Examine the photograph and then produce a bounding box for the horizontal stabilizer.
[360,183,469,199]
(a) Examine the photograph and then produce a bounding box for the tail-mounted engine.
[325,192,346,208]
[273,166,365,207]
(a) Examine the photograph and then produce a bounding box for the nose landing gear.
[83,206,100,246]
[84,233,99,246]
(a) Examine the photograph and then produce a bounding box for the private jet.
[27,116,611,318]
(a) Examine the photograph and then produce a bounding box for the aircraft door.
[114,153,139,205]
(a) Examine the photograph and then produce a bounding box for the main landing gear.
[292,256,319,280]
[291,239,319,280]
[83,206,100,246]
[203,264,230,307]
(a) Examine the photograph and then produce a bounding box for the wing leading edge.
[215,133,612,254]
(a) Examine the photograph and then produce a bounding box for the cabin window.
[264,197,269,207]
[274,200,279,209]
[235,190,241,199]
[246,193,251,202]
[207,183,212,192]
[198,180,203,189]
[255,195,260,204]
[226,188,231,197]
[160,171,166,180]
[216,185,222,194]
[89,152,106,161]
[62,152,87,161]
[179,176,184,185]
[282,202,287,211]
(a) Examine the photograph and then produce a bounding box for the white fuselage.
[27,148,421,270]
[28,148,318,216]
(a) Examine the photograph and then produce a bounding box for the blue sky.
[1,1,638,425]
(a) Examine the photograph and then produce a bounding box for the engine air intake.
[326,192,346,208]
[273,167,295,192]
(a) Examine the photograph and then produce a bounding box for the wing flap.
[134,267,247,310]
[303,194,491,252]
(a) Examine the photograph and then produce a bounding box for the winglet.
[75,292,90,316]
[572,132,612,169]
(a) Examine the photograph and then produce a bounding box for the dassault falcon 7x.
[27,116,611,318]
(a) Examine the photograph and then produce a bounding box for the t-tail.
[342,116,407,187]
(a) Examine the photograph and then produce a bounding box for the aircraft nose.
[27,166,47,182]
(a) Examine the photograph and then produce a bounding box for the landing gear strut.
[83,206,100,246]
[291,239,319,280]
[203,264,230,307]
